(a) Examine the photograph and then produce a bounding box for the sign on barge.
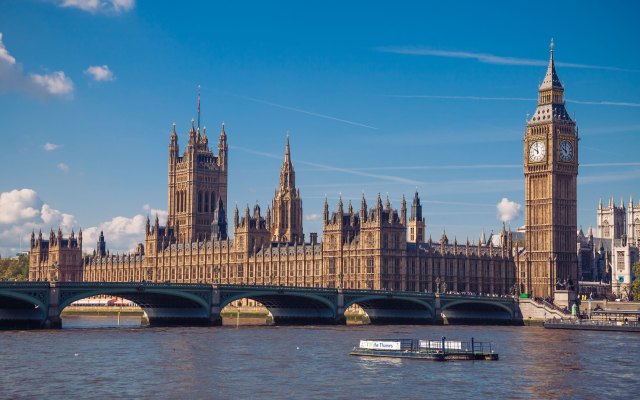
[349,337,498,361]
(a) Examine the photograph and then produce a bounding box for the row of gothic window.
[174,190,217,213]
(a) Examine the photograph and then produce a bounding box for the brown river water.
[0,315,637,399]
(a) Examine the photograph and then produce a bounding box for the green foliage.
[632,262,640,301]
[0,254,29,281]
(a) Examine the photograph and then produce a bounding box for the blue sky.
[1,0,639,254]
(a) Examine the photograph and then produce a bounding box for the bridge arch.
[440,299,514,323]
[58,284,212,327]
[220,289,338,325]
[0,289,48,328]
[344,295,435,324]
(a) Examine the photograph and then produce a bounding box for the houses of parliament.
[31,43,636,303]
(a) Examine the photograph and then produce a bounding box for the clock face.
[529,141,546,162]
[559,140,574,161]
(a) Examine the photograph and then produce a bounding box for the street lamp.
[213,266,220,285]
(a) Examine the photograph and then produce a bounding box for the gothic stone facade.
[29,124,516,295]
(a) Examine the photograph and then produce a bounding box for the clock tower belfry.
[522,40,579,300]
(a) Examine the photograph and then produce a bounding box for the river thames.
[1,316,637,399]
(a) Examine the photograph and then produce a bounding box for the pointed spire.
[376,193,383,210]
[411,190,422,221]
[285,132,290,159]
[385,193,391,210]
[539,38,563,91]
[279,133,295,191]
[266,205,271,227]
[323,195,329,225]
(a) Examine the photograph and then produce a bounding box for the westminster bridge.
[0,282,517,329]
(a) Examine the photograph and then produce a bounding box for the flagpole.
[197,84,201,132]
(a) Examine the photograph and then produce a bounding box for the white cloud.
[0,33,16,65]
[44,142,61,151]
[0,32,74,98]
[0,188,166,256]
[0,189,42,225]
[142,204,168,224]
[85,65,115,81]
[304,213,322,221]
[83,215,146,253]
[59,0,135,14]
[30,71,74,95]
[0,189,78,256]
[83,205,166,253]
[377,46,637,72]
[57,163,70,173]
[496,198,522,222]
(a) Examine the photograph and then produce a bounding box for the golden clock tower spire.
[521,41,579,302]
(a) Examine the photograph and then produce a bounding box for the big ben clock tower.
[522,40,578,301]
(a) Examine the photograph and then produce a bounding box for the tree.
[0,254,29,281]
[631,262,640,301]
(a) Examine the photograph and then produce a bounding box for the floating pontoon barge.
[349,337,498,361]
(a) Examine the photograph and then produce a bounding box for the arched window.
[204,191,209,214]
[210,192,216,212]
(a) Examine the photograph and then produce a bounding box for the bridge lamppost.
[435,277,441,294]
[512,283,519,299]
[213,266,220,285]
[51,262,59,282]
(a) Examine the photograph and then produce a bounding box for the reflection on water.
[355,355,404,371]
[1,318,638,399]
[62,315,143,329]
